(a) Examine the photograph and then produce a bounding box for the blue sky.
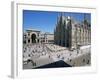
[23,10,91,33]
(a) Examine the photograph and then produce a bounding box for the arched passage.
[31,34,36,43]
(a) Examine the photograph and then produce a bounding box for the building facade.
[23,29,54,44]
[54,15,91,49]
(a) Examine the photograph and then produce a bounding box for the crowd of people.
[45,44,67,52]
[23,43,91,69]
[23,43,50,65]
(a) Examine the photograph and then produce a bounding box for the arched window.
[31,34,36,43]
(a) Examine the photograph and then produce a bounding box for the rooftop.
[26,28,41,32]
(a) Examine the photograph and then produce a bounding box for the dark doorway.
[31,34,36,43]
[37,39,39,43]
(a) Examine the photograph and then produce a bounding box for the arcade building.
[23,29,54,44]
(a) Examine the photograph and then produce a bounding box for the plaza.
[23,43,91,69]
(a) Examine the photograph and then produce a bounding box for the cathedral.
[54,14,91,50]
